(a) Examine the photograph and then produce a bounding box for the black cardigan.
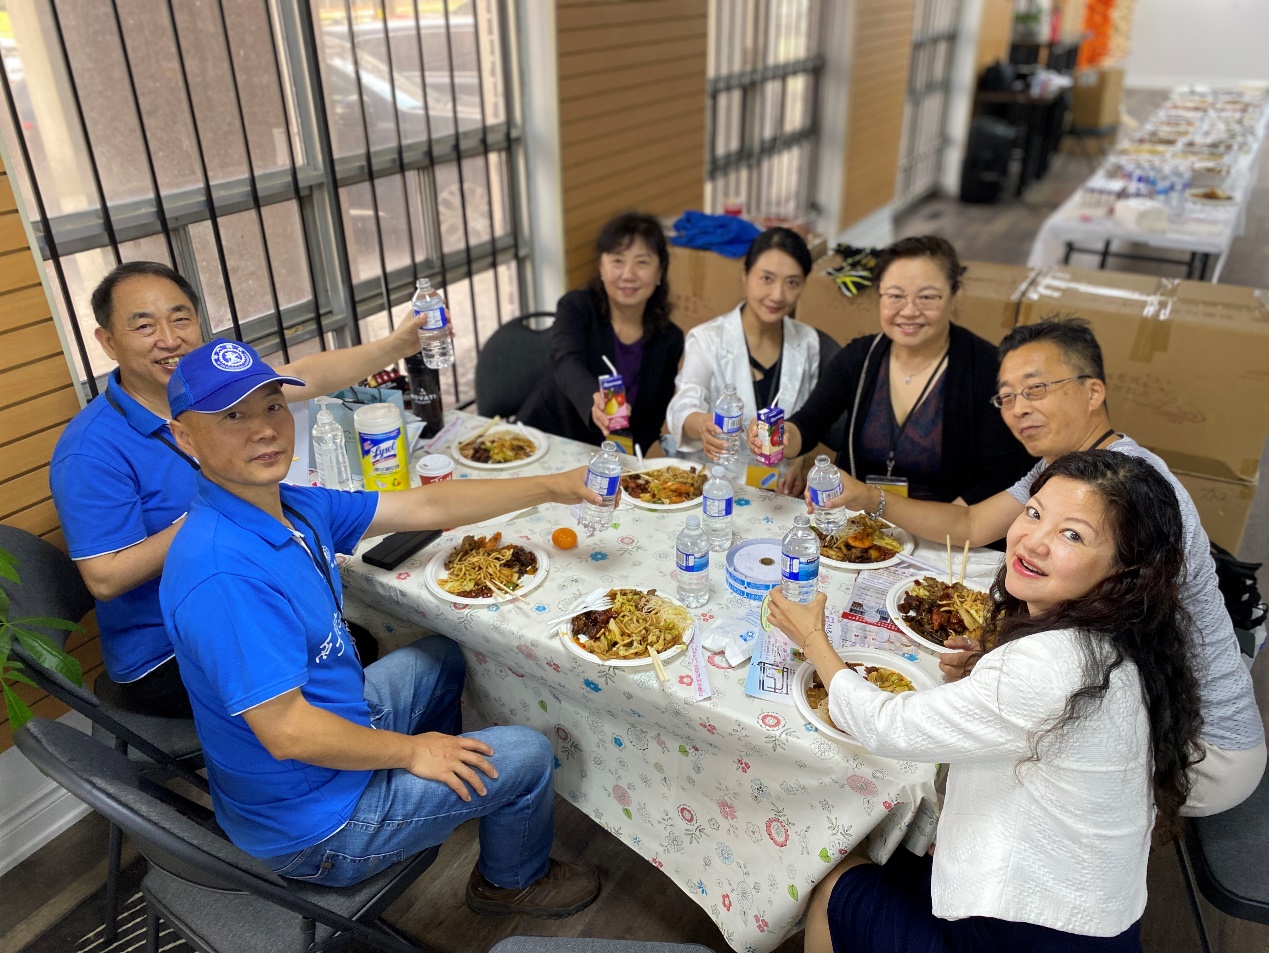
[517,287,685,454]
[787,323,1035,504]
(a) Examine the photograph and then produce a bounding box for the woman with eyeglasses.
[747,236,1032,503]
[768,450,1205,953]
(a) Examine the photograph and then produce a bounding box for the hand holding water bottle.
[712,384,745,467]
[766,588,829,651]
[579,441,624,533]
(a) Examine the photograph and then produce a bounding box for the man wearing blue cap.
[158,338,605,914]
[50,261,425,716]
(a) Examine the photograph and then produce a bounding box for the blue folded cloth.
[670,211,762,258]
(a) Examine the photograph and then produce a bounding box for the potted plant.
[1,546,83,730]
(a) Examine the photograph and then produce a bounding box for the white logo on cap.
[210,342,253,372]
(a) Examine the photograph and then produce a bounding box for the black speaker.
[959,116,1017,204]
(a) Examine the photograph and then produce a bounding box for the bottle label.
[416,302,448,330]
[713,411,742,435]
[676,549,708,574]
[781,553,819,582]
[809,484,842,507]
[586,469,620,498]
[703,495,733,518]
[357,428,409,491]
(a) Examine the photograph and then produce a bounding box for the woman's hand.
[590,391,611,436]
[545,465,621,509]
[938,636,982,682]
[766,590,829,650]
[687,411,728,461]
[802,467,876,515]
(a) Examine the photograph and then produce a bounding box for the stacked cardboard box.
[1017,267,1269,551]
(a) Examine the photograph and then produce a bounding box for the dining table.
[337,412,995,953]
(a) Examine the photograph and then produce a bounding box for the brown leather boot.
[465,858,600,918]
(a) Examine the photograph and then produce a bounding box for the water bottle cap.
[600,440,618,453]
[416,278,431,290]
[723,383,737,395]
[793,514,809,527]
[711,466,725,478]
[685,515,700,528]
[815,454,830,466]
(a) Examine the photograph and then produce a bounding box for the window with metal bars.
[0,0,527,409]
[705,0,825,222]
[894,0,964,210]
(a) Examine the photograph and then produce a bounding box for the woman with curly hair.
[768,450,1204,953]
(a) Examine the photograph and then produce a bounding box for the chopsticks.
[958,539,970,585]
[647,645,668,682]
[468,414,503,442]
[487,578,533,617]
[946,534,972,585]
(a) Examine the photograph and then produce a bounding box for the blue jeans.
[263,636,555,889]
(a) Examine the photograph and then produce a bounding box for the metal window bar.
[0,0,527,408]
[705,0,825,220]
[895,0,964,210]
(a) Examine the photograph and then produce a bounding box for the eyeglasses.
[879,292,945,312]
[990,376,1091,409]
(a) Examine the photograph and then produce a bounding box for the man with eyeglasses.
[815,317,1264,816]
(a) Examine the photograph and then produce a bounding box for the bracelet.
[869,487,886,522]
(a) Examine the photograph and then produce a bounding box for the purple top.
[858,359,946,501]
[612,336,644,409]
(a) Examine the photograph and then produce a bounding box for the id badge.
[866,475,910,498]
[609,434,635,455]
[745,464,780,491]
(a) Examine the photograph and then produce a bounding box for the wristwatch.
[869,487,887,522]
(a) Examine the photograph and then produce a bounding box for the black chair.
[0,524,204,941]
[16,717,438,953]
[1176,766,1269,953]
[475,312,556,419]
[490,940,714,952]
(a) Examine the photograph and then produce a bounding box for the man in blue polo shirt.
[158,338,604,914]
[50,261,424,716]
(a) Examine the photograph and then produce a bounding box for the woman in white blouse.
[664,227,819,492]
[769,450,1204,953]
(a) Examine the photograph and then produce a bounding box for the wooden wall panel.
[0,164,89,751]
[839,1,918,229]
[557,0,709,289]
[976,0,1015,73]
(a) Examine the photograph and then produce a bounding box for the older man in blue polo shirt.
[158,338,604,915]
[50,261,424,716]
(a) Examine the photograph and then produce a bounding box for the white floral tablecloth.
[340,415,949,953]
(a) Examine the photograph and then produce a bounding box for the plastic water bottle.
[675,514,710,608]
[807,455,847,534]
[413,278,453,369]
[313,396,353,491]
[781,515,820,604]
[580,440,622,532]
[713,383,744,467]
[701,465,734,552]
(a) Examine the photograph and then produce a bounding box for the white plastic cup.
[415,454,455,485]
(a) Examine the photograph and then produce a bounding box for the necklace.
[894,348,946,385]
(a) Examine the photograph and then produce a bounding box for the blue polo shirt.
[160,476,379,857]
[50,371,199,682]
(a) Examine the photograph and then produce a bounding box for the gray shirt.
[1007,436,1264,751]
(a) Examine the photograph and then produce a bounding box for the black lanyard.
[744,313,783,409]
[886,350,949,476]
[282,504,343,615]
[105,388,201,471]
[1087,428,1120,451]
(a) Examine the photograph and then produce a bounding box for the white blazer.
[665,307,821,454]
[829,630,1153,937]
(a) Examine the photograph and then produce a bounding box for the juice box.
[598,373,632,433]
[755,406,784,466]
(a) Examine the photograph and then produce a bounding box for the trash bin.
[959,116,1016,204]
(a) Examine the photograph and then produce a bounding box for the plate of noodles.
[794,648,936,745]
[885,576,991,655]
[559,587,695,667]
[452,425,549,470]
[814,512,914,570]
[424,533,550,606]
[619,464,707,511]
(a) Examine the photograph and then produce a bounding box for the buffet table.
[337,414,986,953]
[1028,85,1269,280]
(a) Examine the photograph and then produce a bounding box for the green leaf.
[0,547,18,573]
[2,681,33,731]
[622,808,632,820]
[787,884,799,901]
[0,586,9,620]
[2,668,38,691]
[538,700,547,712]
[0,559,19,584]
[818,847,832,863]
[13,629,83,686]
[14,617,83,632]
[678,744,689,756]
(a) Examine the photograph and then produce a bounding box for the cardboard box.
[1174,471,1259,554]
[1018,266,1269,482]
[957,261,1037,344]
[1072,66,1125,131]
[667,245,745,333]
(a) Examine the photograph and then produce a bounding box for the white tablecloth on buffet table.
[339,413,996,953]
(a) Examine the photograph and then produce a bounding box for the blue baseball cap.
[167,339,305,417]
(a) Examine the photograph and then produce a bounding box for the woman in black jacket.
[518,212,684,454]
[754,236,1033,503]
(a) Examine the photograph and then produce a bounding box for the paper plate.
[424,540,550,606]
[618,462,708,512]
[793,649,937,745]
[885,576,990,655]
[815,514,915,571]
[452,425,549,470]
[558,589,695,667]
